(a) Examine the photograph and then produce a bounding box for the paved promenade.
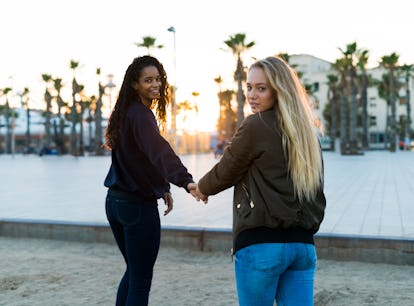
[1,150,413,240]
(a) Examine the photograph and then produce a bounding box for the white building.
[290,54,414,147]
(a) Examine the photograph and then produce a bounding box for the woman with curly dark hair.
[104,55,196,305]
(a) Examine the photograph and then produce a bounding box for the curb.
[1,220,413,265]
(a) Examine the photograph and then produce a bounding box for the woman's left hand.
[163,192,173,216]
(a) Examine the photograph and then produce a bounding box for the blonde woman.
[193,56,326,306]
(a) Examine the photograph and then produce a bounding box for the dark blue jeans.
[105,191,160,306]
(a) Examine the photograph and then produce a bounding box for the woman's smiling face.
[132,65,162,107]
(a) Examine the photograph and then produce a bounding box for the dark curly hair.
[104,56,169,150]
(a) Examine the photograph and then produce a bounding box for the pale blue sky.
[1,0,413,131]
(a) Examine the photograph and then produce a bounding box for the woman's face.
[133,65,162,106]
[246,67,275,113]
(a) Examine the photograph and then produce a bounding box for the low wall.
[1,220,413,265]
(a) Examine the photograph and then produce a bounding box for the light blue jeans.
[234,243,317,306]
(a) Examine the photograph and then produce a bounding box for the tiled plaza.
[1,150,413,240]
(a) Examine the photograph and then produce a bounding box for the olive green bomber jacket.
[198,110,326,246]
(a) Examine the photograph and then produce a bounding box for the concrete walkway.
[1,151,413,264]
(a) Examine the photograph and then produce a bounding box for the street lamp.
[105,74,116,113]
[167,26,177,150]
[192,91,200,153]
[167,26,176,83]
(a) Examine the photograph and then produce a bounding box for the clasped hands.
[187,182,208,204]
[163,183,208,216]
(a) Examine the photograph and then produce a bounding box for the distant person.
[214,137,227,158]
[192,56,326,306]
[405,135,411,151]
[103,55,197,305]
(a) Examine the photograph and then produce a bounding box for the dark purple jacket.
[104,102,193,200]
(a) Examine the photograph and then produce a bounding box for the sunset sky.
[1,0,413,131]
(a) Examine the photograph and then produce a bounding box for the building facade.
[290,54,414,148]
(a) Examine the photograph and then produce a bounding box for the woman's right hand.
[187,183,208,204]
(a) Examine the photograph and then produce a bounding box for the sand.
[1,237,413,306]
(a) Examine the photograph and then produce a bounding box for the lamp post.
[167,26,177,150]
[105,74,116,114]
[192,91,199,153]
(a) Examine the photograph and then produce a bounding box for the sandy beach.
[1,237,413,306]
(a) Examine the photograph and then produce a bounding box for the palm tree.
[219,89,237,139]
[70,59,81,155]
[214,76,224,136]
[85,95,96,152]
[326,74,340,151]
[18,87,31,152]
[380,53,399,152]
[134,36,163,55]
[53,77,67,154]
[177,100,193,124]
[224,33,255,128]
[78,89,89,156]
[94,68,105,156]
[375,73,392,149]
[0,87,13,153]
[177,99,194,153]
[400,64,413,141]
[191,91,200,117]
[332,58,349,154]
[339,42,359,154]
[357,49,370,149]
[41,74,53,150]
[277,52,290,63]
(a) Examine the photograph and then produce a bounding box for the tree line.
[0,35,412,155]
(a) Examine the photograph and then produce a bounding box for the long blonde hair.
[251,56,323,202]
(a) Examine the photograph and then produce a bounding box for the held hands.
[187,183,208,204]
[164,183,207,217]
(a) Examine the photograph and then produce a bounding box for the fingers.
[163,192,173,216]
[190,189,201,201]
[188,183,208,204]
[188,183,200,201]
[195,185,208,204]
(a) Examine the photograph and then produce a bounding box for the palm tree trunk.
[26,107,31,151]
[71,79,78,156]
[330,90,338,151]
[384,105,390,149]
[340,75,349,154]
[44,90,52,149]
[349,74,358,153]
[406,77,411,138]
[79,103,85,156]
[95,82,104,156]
[236,57,245,128]
[361,73,369,149]
[5,100,12,153]
[56,96,66,155]
[389,71,396,152]
[70,104,77,155]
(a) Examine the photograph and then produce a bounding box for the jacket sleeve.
[131,108,194,190]
[198,117,256,195]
